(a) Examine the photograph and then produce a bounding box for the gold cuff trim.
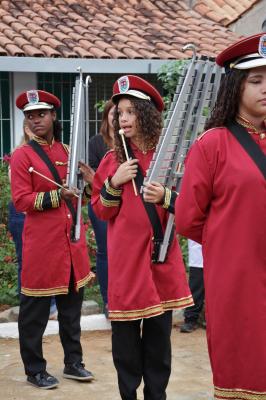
[100,194,120,207]
[84,184,92,197]
[104,178,122,197]
[34,192,44,210]
[50,189,60,208]
[162,187,171,209]
[214,386,266,399]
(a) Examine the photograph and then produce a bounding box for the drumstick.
[28,167,79,198]
[119,129,138,196]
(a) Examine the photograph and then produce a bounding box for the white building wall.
[229,0,266,35]
[12,72,37,146]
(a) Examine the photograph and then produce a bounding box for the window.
[0,72,12,158]
[38,72,162,143]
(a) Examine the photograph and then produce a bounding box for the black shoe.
[180,321,199,333]
[27,371,59,389]
[63,362,94,381]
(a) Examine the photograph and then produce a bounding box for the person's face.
[24,109,55,139]
[107,105,115,131]
[117,98,139,139]
[239,66,266,120]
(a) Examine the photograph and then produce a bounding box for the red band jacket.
[10,137,94,296]
[175,127,266,400]
[91,143,193,321]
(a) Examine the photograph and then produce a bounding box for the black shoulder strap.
[227,121,266,179]
[29,139,63,184]
[127,145,166,263]
[28,140,77,231]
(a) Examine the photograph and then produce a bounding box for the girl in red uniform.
[11,90,95,389]
[169,33,266,400]
[91,75,192,400]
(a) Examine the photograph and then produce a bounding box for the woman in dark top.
[88,100,115,316]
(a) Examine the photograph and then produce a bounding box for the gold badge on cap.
[259,34,266,58]
[26,90,39,104]
[118,76,129,93]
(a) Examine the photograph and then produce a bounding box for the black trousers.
[111,311,172,400]
[18,283,84,376]
[184,267,205,323]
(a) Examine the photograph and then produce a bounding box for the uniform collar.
[32,135,55,146]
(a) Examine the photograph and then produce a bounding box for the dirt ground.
[0,326,213,400]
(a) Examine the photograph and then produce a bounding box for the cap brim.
[233,58,266,69]
[23,104,54,112]
[112,89,150,103]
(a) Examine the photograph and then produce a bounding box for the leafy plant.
[94,100,108,113]
[0,160,11,225]
[157,60,187,111]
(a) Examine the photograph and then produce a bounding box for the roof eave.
[0,56,179,74]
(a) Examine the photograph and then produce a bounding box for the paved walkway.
[0,318,213,400]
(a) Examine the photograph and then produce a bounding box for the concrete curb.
[0,307,183,339]
[0,314,111,339]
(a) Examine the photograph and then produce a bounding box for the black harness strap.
[127,145,169,263]
[227,121,266,179]
[28,140,77,240]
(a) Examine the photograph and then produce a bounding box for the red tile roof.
[193,0,260,26]
[0,0,242,60]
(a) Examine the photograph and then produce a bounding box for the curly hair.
[204,69,248,131]
[112,96,162,164]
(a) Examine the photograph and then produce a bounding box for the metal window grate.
[0,72,11,159]
[37,72,162,143]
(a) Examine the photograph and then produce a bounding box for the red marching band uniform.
[11,137,94,296]
[92,145,193,321]
[175,33,266,400]
[91,75,193,321]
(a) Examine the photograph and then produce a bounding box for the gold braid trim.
[108,295,194,321]
[76,272,96,289]
[34,192,44,210]
[62,143,69,154]
[21,272,95,297]
[162,295,194,310]
[109,305,164,321]
[21,286,68,296]
[104,178,122,197]
[214,386,266,400]
[100,194,120,207]
[50,189,59,208]
[84,184,92,198]
[162,187,171,209]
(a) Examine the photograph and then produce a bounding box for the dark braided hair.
[204,69,249,131]
[113,96,162,164]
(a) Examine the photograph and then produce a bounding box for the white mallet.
[119,129,138,196]
[28,167,79,198]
